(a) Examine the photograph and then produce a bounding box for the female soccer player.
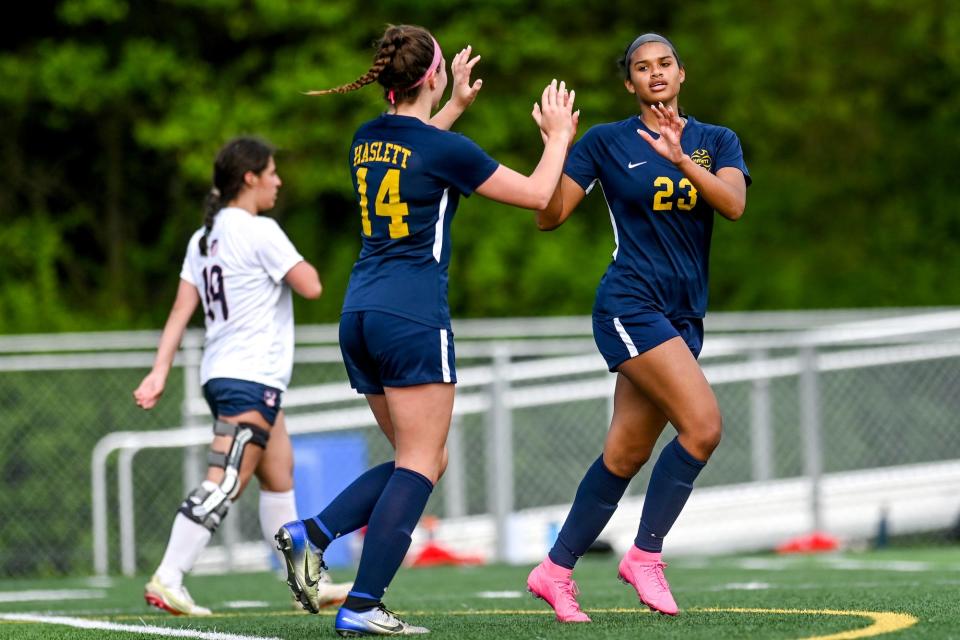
[133,137,350,615]
[526,33,750,622]
[275,24,576,636]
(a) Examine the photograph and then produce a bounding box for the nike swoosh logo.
[340,616,404,633]
[304,559,319,587]
[368,619,404,633]
[628,161,647,169]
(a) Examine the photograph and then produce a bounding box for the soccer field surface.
[1,548,957,640]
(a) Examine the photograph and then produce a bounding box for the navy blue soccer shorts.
[202,377,283,426]
[339,310,456,395]
[592,311,704,372]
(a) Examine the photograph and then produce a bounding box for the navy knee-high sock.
[635,437,705,552]
[348,467,434,605]
[304,461,395,550]
[548,456,631,569]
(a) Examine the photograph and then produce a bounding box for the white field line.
[732,557,960,573]
[716,582,772,591]
[821,559,933,572]
[475,590,525,599]
[221,601,271,609]
[0,589,106,603]
[0,613,283,640]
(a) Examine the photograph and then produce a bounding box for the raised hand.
[637,102,685,164]
[532,83,579,146]
[531,79,576,145]
[133,371,166,410]
[449,45,483,110]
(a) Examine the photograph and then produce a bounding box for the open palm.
[637,102,685,164]
[450,45,483,110]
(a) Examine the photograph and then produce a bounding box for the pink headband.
[388,37,443,105]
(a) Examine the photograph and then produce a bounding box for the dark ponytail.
[199,137,274,256]
[305,24,438,105]
[199,187,222,256]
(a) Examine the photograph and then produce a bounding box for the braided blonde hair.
[307,25,437,104]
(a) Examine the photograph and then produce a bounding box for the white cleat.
[144,575,212,616]
[317,572,353,608]
[335,604,429,636]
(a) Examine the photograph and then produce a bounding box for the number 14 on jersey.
[356,168,410,238]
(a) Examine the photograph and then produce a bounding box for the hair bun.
[383,26,406,49]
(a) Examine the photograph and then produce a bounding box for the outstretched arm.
[530,100,584,230]
[535,175,587,230]
[638,102,747,221]
[474,80,575,210]
[133,280,200,410]
[430,46,483,131]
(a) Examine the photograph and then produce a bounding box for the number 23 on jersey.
[356,168,410,238]
[652,176,698,212]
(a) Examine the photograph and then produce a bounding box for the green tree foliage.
[1,0,958,333]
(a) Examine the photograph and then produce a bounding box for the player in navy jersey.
[274,24,576,636]
[526,33,751,622]
[133,137,351,615]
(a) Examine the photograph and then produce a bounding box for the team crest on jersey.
[263,389,277,407]
[691,149,712,171]
[209,239,219,256]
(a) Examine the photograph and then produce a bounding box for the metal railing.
[2,309,957,577]
[89,311,960,574]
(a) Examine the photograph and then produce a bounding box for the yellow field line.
[699,608,918,640]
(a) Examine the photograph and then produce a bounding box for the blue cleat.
[276,521,351,613]
[335,605,429,636]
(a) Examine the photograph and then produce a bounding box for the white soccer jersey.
[180,207,304,391]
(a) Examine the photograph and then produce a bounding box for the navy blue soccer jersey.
[341,115,499,328]
[565,115,751,319]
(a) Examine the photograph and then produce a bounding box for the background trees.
[2,0,958,333]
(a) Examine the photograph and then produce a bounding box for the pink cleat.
[617,546,679,616]
[526,557,591,623]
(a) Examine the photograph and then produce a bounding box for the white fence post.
[92,437,114,575]
[750,349,774,481]
[800,346,824,532]
[181,334,205,494]
[119,449,138,576]
[486,343,514,563]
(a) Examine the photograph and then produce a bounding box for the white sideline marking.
[476,590,525,599]
[0,613,282,640]
[0,589,106,603]
[717,582,771,591]
[222,601,271,609]
[736,557,797,570]
[822,558,931,572]
[736,556,942,573]
[86,576,115,588]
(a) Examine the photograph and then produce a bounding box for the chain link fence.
[2,310,959,577]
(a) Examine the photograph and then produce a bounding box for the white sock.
[259,489,297,566]
[155,512,213,588]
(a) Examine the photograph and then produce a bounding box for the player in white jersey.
[133,137,350,615]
